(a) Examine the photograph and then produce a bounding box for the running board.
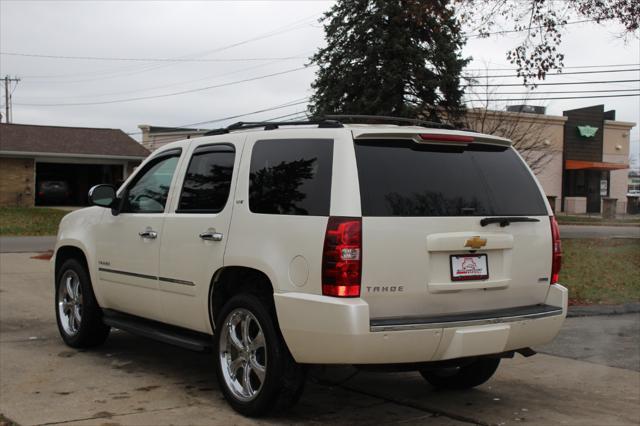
[370,304,563,332]
[102,309,213,352]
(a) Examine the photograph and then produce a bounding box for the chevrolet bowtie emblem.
[465,236,487,250]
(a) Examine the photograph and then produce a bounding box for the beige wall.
[535,152,563,212]
[604,154,630,214]
[139,125,207,152]
[0,157,35,207]
[603,121,634,214]
[564,197,587,214]
[603,121,632,158]
[125,161,141,179]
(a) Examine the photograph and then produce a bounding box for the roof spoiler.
[352,130,512,147]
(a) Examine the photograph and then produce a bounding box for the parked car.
[38,180,70,204]
[52,118,567,417]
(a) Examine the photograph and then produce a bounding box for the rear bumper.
[274,284,567,364]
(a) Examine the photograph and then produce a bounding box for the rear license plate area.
[450,254,489,281]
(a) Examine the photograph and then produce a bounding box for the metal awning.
[565,160,628,171]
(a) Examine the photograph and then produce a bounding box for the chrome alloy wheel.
[218,308,267,401]
[57,270,83,336]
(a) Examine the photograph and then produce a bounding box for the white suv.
[52,118,567,417]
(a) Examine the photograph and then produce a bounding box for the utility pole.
[3,76,20,123]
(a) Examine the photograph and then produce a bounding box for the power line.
[264,110,309,122]
[126,98,310,135]
[464,79,640,87]
[464,63,640,71]
[177,98,310,128]
[463,68,640,79]
[14,66,314,107]
[0,51,309,63]
[465,93,640,102]
[21,56,307,100]
[464,19,596,39]
[476,88,640,95]
[11,12,321,82]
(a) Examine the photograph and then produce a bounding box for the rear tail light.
[322,216,361,297]
[550,215,562,284]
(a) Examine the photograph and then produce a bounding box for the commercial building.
[465,104,635,214]
[0,123,148,207]
[137,104,635,215]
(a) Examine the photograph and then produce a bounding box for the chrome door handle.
[199,231,223,242]
[138,229,158,239]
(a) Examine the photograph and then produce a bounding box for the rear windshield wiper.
[480,217,541,227]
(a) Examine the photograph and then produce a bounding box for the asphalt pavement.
[1,252,639,426]
[0,236,56,253]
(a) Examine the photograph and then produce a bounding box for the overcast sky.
[1,0,638,165]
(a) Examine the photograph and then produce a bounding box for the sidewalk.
[0,236,56,253]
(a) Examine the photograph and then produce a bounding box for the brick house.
[0,123,149,207]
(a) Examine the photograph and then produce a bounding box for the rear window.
[354,139,547,217]
[249,139,333,216]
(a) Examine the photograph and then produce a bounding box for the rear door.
[157,138,240,332]
[353,135,552,319]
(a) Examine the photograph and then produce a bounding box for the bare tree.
[448,71,559,174]
[453,0,639,86]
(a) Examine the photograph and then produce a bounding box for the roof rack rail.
[203,119,343,136]
[320,114,455,129]
[202,128,230,136]
[201,115,456,136]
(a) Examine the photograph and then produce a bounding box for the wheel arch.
[54,245,89,284]
[208,266,276,333]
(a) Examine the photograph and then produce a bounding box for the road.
[0,236,56,253]
[0,224,637,254]
[559,224,640,239]
[1,253,639,425]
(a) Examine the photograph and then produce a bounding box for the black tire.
[213,293,305,417]
[420,357,500,390]
[55,258,110,348]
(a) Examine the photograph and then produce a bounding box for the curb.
[567,303,640,317]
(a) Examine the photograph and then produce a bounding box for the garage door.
[35,163,123,206]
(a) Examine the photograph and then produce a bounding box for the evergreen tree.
[309,0,469,121]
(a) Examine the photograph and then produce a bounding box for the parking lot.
[1,252,639,426]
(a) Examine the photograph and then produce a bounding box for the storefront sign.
[577,125,598,138]
[600,179,608,196]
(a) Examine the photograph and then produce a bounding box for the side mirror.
[88,184,116,208]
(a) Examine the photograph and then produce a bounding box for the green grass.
[560,238,640,305]
[0,207,70,236]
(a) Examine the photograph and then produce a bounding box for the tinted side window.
[355,140,547,216]
[249,139,333,216]
[178,145,235,213]
[125,154,180,213]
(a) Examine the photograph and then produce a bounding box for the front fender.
[54,207,105,304]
